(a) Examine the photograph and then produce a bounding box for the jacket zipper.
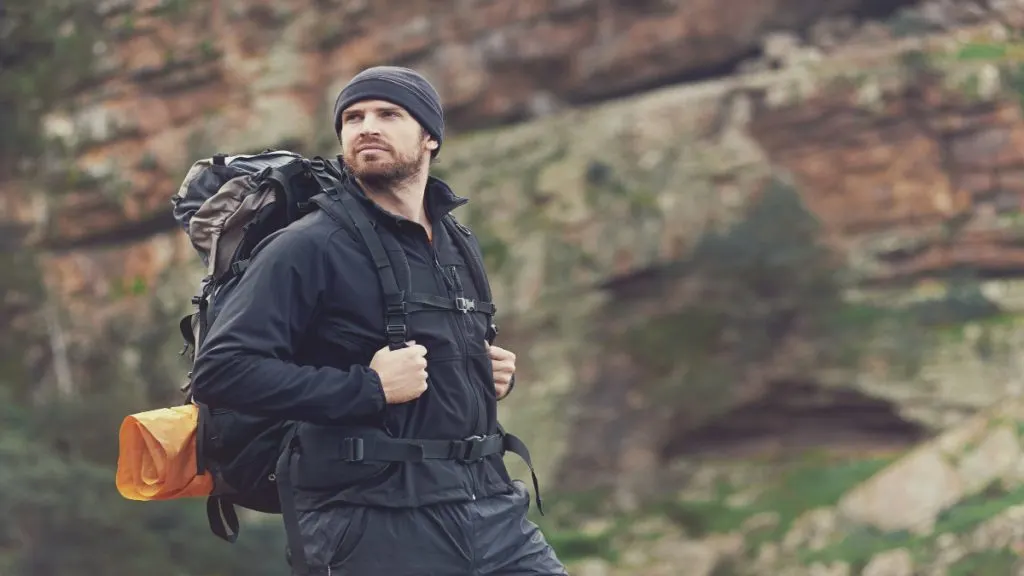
[448,265,485,433]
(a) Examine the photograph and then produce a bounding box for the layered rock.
[18,0,1022,248]
[6,0,1024,510]
[558,399,1024,575]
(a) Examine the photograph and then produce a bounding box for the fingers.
[487,344,515,362]
[495,382,512,400]
[491,356,516,375]
[403,341,427,356]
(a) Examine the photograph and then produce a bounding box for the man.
[191,66,567,575]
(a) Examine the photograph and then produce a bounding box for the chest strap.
[404,292,496,315]
[310,192,497,351]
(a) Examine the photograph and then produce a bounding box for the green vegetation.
[804,481,1024,571]
[605,178,902,412]
[0,231,289,574]
[1007,63,1024,111]
[948,549,1019,575]
[0,3,290,573]
[0,0,107,178]
[667,454,897,543]
[534,452,899,565]
[0,375,290,575]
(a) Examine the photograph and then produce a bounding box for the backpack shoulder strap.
[442,214,498,343]
[309,190,412,351]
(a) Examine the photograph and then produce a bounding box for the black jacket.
[190,177,514,508]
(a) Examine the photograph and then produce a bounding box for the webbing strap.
[404,292,496,315]
[310,191,408,350]
[272,427,542,576]
[276,440,308,576]
[330,431,543,515]
[338,434,504,463]
[501,429,544,515]
[205,496,240,543]
[443,216,492,302]
[442,215,499,342]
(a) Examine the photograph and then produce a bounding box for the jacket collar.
[341,171,468,227]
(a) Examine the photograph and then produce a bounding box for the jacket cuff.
[366,368,388,412]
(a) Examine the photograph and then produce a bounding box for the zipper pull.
[435,254,454,290]
[448,265,464,293]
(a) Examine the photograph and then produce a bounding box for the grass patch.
[948,549,1019,576]
[529,488,626,563]
[803,527,917,573]
[538,453,899,565]
[661,454,898,548]
[544,529,619,563]
[803,481,1024,570]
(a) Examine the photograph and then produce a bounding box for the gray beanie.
[332,66,444,157]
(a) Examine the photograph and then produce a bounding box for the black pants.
[293,481,567,575]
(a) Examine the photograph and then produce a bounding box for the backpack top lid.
[170,150,313,282]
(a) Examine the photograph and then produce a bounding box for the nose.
[358,114,382,135]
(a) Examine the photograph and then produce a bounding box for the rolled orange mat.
[115,404,214,501]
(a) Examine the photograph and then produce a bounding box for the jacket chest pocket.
[317,315,381,366]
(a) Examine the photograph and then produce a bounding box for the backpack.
[170,149,347,542]
[168,151,541,572]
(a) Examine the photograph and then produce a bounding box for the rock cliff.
[6,0,1024,573]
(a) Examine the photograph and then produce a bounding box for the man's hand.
[487,342,516,400]
[370,341,429,404]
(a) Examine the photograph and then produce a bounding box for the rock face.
[18,0,1020,247]
[10,4,1024,576]
[557,400,1024,575]
[6,0,1024,525]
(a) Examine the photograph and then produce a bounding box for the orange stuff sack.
[116,404,214,501]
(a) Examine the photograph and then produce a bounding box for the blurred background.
[5,0,1024,574]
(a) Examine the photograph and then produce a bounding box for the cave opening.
[850,0,926,23]
[661,380,930,461]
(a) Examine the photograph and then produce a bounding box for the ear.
[426,139,438,150]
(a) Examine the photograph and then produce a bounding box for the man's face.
[338,99,435,186]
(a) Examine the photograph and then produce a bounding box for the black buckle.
[341,437,364,462]
[385,323,407,338]
[455,297,476,314]
[454,435,487,463]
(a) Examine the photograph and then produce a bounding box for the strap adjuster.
[455,297,476,313]
[341,437,364,462]
[453,435,487,462]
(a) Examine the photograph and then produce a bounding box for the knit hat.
[332,66,445,157]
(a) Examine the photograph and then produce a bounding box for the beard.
[343,143,424,190]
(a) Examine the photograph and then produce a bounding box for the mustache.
[353,137,392,152]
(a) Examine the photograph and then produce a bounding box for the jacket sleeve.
[190,227,385,424]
